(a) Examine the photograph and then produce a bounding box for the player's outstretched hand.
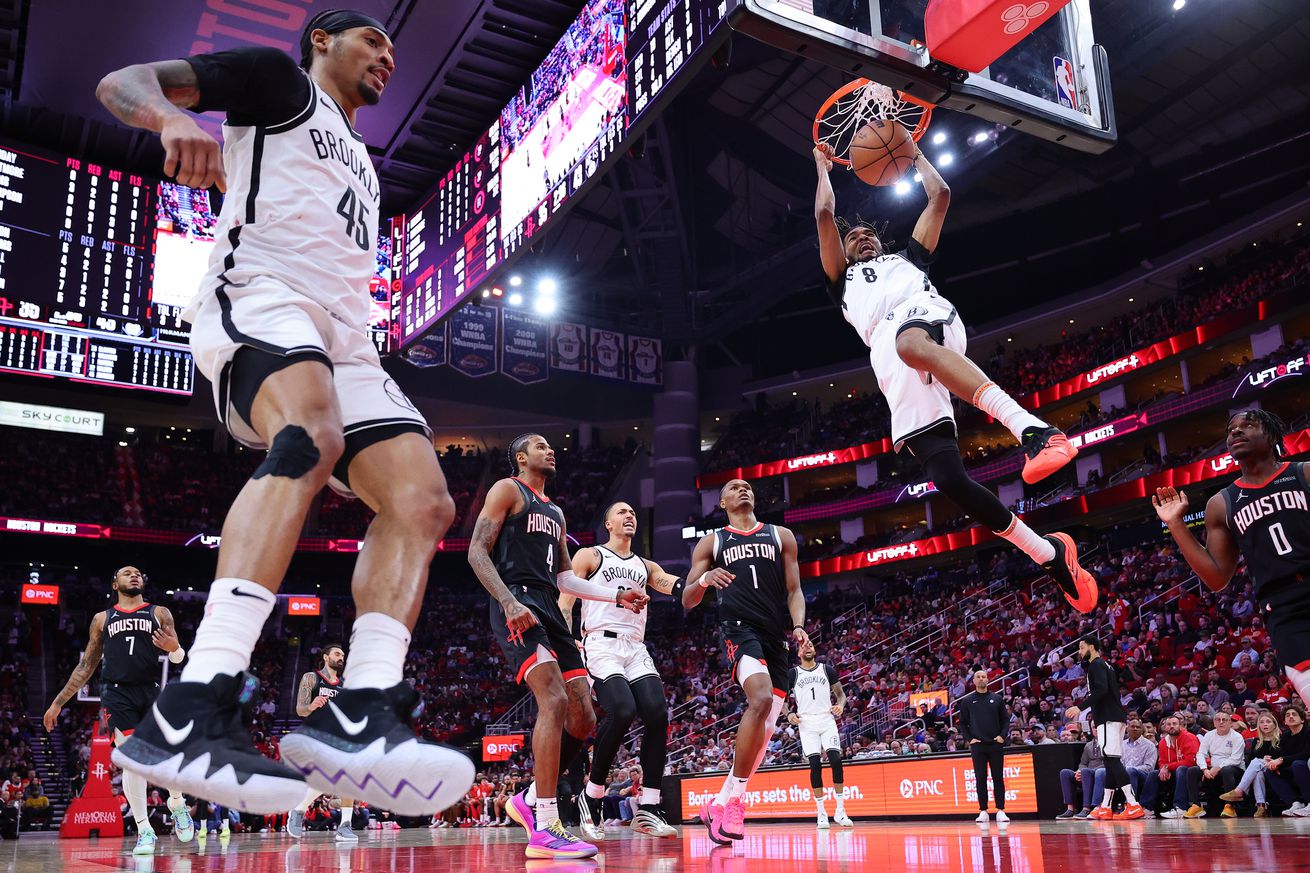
[152,625,180,653]
[504,599,540,645]
[813,143,834,174]
[792,625,812,650]
[619,589,650,613]
[699,568,734,590]
[42,703,61,732]
[1151,486,1189,525]
[161,115,227,192]
[787,712,800,726]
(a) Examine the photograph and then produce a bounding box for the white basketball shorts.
[582,634,659,683]
[868,289,967,450]
[1096,720,1126,757]
[799,714,842,757]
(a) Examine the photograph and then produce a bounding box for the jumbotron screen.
[395,0,722,347]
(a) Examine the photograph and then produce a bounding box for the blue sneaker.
[170,798,195,842]
[133,829,158,855]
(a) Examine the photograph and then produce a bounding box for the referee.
[956,669,1009,824]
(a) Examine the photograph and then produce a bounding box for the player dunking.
[469,434,649,859]
[43,567,195,855]
[812,143,1099,615]
[560,501,679,839]
[285,644,357,842]
[99,10,473,814]
[785,640,852,828]
[684,478,808,844]
[1154,410,1310,708]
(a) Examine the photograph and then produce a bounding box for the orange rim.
[814,78,935,167]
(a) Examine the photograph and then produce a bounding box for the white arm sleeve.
[556,570,620,603]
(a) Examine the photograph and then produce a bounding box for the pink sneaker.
[525,820,598,859]
[722,796,746,840]
[506,790,535,836]
[699,800,732,845]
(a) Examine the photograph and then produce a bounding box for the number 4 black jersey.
[1223,461,1310,598]
[712,523,790,635]
[493,478,567,596]
[101,603,160,685]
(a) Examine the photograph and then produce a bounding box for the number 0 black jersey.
[494,478,568,595]
[1223,461,1310,598]
[712,523,790,636]
[101,603,160,685]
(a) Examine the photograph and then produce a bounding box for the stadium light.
[538,277,558,295]
[491,286,505,298]
[125,426,136,434]
[931,131,947,145]
[533,296,557,316]
[913,172,923,183]
[972,131,991,145]
[508,292,523,306]
[938,153,954,166]
[509,275,523,287]
[1172,0,1185,9]
[894,180,912,196]
[482,288,491,298]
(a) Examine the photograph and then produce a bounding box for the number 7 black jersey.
[1223,461,1310,598]
[494,478,568,596]
[101,603,160,685]
[713,523,789,635]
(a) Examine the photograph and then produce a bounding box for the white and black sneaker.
[113,673,307,814]
[279,682,474,817]
[577,793,605,841]
[633,803,678,837]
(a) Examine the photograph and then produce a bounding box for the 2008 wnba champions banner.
[500,309,549,385]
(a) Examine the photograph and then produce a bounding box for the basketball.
[850,118,916,186]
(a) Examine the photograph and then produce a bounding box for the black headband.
[300,9,390,67]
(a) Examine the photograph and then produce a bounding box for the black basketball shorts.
[720,620,791,698]
[490,585,587,684]
[100,682,160,736]
[1261,573,1310,673]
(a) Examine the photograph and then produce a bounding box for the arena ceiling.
[1,0,1306,382]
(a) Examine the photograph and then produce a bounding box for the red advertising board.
[678,754,1037,819]
[287,596,321,617]
[21,583,60,605]
[482,734,526,762]
[698,440,893,489]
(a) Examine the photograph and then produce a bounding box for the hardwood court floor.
[17,817,1310,873]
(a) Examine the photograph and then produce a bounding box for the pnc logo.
[899,778,945,798]
[1000,2,1049,35]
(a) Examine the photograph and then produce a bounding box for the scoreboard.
[395,0,725,348]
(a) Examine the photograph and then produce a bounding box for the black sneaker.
[278,682,474,816]
[633,803,678,837]
[1055,808,1077,820]
[112,673,307,814]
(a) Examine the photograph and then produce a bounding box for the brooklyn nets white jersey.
[580,546,649,639]
[791,662,841,719]
[832,239,937,346]
[184,71,380,330]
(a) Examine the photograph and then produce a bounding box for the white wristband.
[696,573,710,589]
[168,646,186,664]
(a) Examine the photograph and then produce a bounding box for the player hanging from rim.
[284,644,358,842]
[684,478,809,845]
[469,434,649,860]
[43,566,195,855]
[559,501,680,840]
[1154,409,1310,709]
[99,10,474,815]
[812,142,1098,615]
[785,639,853,829]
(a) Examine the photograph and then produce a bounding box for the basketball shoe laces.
[542,820,588,845]
[725,795,747,833]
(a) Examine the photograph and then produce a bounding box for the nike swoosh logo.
[152,704,194,746]
[328,701,368,736]
[232,586,268,599]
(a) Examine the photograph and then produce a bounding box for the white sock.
[835,790,846,811]
[181,578,276,683]
[715,774,749,807]
[816,798,827,814]
[296,786,319,813]
[639,787,661,805]
[340,806,353,826]
[535,798,559,826]
[1101,788,1114,808]
[526,781,538,805]
[1121,783,1137,805]
[168,789,185,809]
[973,381,1047,442]
[123,769,150,830]
[343,612,411,690]
[586,782,606,800]
[996,515,1057,564]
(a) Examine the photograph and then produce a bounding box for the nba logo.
[1053,56,1077,110]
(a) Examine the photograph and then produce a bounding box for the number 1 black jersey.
[101,603,160,685]
[712,523,790,635]
[1223,461,1310,598]
[493,478,567,596]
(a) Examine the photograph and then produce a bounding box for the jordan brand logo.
[152,704,194,746]
[329,701,369,736]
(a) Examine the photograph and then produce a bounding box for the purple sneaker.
[525,820,598,859]
[506,789,536,836]
[700,799,732,846]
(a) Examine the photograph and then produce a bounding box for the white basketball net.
[816,81,928,165]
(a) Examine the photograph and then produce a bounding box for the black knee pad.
[253,425,321,480]
[827,749,844,784]
[808,754,824,790]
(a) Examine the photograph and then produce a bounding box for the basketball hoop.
[814,79,934,168]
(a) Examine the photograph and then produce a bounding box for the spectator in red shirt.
[1259,675,1291,709]
[1157,716,1202,817]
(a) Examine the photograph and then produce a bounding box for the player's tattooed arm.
[151,606,181,654]
[296,672,319,718]
[642,559,682,596]
[831,680,847,717]
[469,479,542,640]
[45,612,107,727]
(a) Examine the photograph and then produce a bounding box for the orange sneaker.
[1089,806,1115,821]
[1021,427,1078,484]
[1114,803,1145,820]
[1042,532,1099,613]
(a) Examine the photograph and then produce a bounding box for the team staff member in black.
[43,567,194,854]
[469,434,648,859]
[684,478,809,845]
[1074,635,1143,820]
[1154,409,1310,709]
[956,669,1010,824]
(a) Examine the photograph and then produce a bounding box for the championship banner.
[589,328,627,380]
[403,322,447,369]
[628,335,663,385]
[551,322,589,373]
[448,305,498,378]
[500,309,549,385]
[678,754,1038,819]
